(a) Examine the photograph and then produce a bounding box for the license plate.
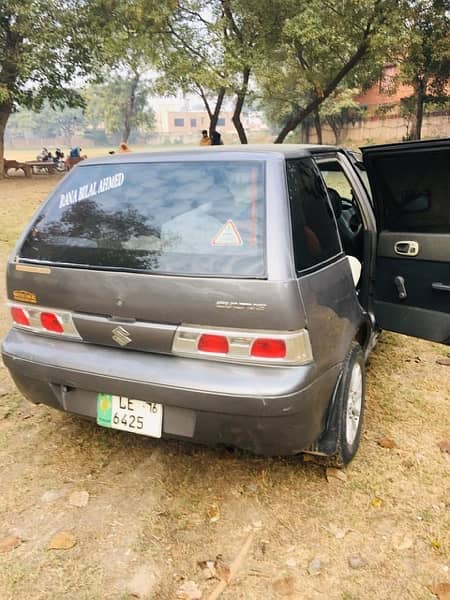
[97,394,162,438]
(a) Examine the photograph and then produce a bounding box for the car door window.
[286,158,341,272]
[368,149,449,233]
[318,160,364,260]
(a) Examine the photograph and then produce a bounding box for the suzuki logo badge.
[112,326,132,347]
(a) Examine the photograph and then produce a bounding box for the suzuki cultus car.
[2,140,449,465]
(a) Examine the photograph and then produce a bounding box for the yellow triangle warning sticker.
[211,220,243,246]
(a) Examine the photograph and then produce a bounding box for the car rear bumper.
[2,329,341,456]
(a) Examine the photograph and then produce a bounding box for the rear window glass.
[19,161,266,277]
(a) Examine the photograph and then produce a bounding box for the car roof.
[80,144,340,166]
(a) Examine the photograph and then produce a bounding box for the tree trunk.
[122,73,140,144]
[314,109,322,144]
[409,79,426,140]
[327,118,341,145]
[195,84,226,137]
[300,122,310,143]
[232,67,250,144]
[0,103,12,178]
[209,87,226,136]
[274,11,378,143]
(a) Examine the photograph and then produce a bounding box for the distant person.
[199,130,211,146]
[119,142,131,153]
[69,147,81,158]
[211,131,224,146]
[37,147,49,161]
[53,148,65,171]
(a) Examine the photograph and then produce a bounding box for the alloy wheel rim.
[345,362,362,446]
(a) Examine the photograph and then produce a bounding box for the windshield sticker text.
[59,172,125,209]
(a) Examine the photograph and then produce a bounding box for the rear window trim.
[15,258,269,280]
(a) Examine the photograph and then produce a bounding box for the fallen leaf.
[348,555,367,569]
[326,468,347,483]
[272,575,295,595]
[430,583,450,600]
[438,440,450,453]
[307,558,322,576]
[286,558,297,568]
[371,496,384,508]
[47,531,77,550]
[198,560,217,580]
[436,358,450,366]
[392,532,414,551]
[69,490,89,507]
[377,436,397,449]
[0,535,21,553]
[214,555,231,583]
[431,539,441,550]
[176,581,202,599]
[41,489,64,503]
[207,504,220,523]
[328,523,350,539]
[197,555,230,583]
[128,566,158,598]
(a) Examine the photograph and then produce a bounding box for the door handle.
[432,282,450,292]
[394,275,407,300]
[394,241,419,256]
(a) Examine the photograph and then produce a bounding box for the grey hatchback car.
[2,140,449,465]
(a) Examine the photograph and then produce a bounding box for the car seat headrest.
[327,187,342,219]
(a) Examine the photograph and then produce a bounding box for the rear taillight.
[251,338,286,358]
[198,334,229,354]
[172,325,313,365]
[11,306,31,327]
[40,312,64,333]
[8,303,80,339]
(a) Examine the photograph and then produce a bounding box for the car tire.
[323,342,366,467]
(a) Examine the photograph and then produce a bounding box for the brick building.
[166,111,235,135]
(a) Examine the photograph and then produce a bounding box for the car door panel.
[362,139,450,345]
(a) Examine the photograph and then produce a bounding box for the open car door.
[362,138,450,345]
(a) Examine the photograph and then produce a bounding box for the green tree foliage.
[0,0,102,173]
[256,0,401,143]
[320,89,366,144]
[218,0,285,143]
[398,0,450,140]
[158,0,283,143]
[6,105,84,146]
[156,1,230,138]
[83,76,156,143]
[88,0,176,142]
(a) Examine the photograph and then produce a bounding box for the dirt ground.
[0,175,449,600]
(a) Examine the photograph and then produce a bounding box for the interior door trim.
[378,232,450,263]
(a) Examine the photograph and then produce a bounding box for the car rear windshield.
[19,160,266,277]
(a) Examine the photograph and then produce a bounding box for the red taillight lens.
[11,307,31,326]
[197,334,229,354]
[40,312,64,333]
[251,338,286,358]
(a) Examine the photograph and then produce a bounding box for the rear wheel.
[317,342,366,467]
